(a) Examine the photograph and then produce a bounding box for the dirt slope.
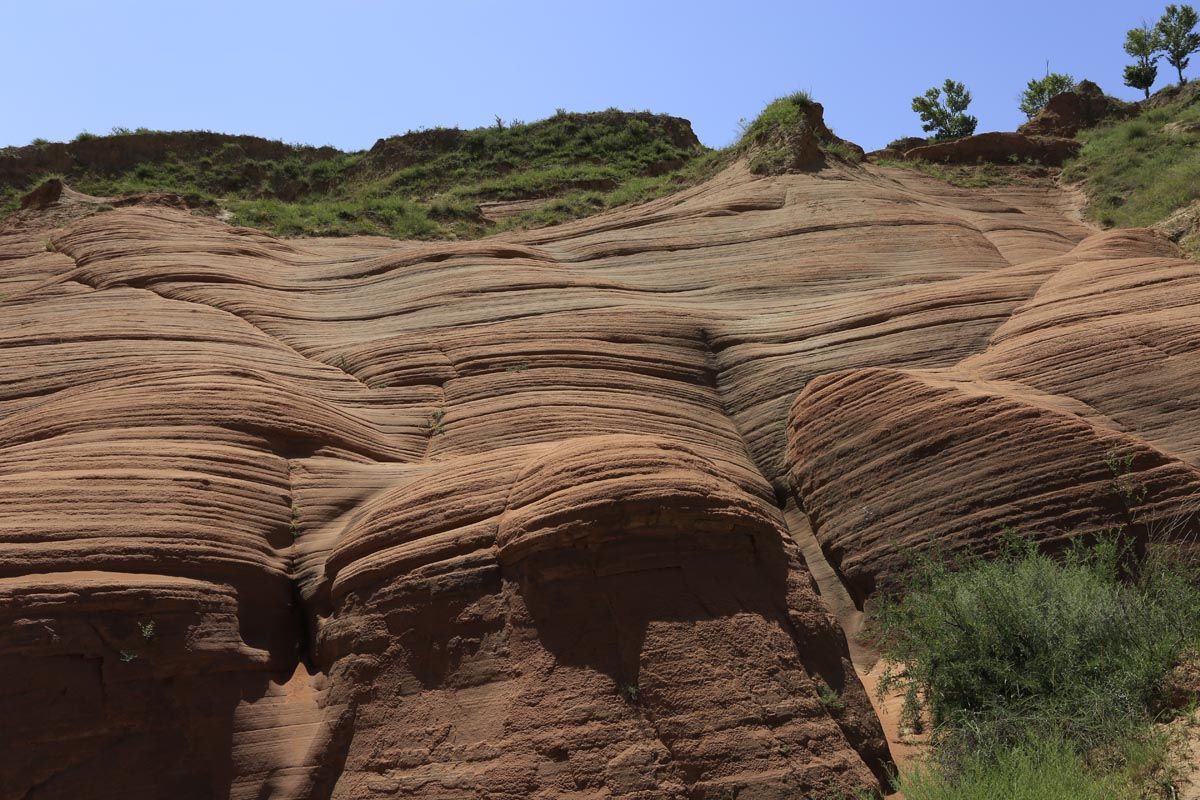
[2,155,1197,799]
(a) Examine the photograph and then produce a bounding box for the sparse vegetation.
[1019,73,1075,119]
[137,620,156,640]
[873,156,1046,188]
[911,80,978,141]
[1106,446,1148,508]
[1062,93,1200,231]
[424,408,446,436]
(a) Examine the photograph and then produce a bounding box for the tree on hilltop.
[1019,72,1075,119]
[1124,24,1161,98]
[1156,4,1200,84]
[911,79,978,140]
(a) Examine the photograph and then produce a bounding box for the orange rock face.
[2,160,1195,799]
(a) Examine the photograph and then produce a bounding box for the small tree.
[1124,24,1161,98]
[1156,4,1200,84]
[1019,72,1075,118]
[911,79,978,140]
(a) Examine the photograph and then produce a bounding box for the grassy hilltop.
[0,110,721,239]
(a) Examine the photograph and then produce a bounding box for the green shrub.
[870,537,1200,759]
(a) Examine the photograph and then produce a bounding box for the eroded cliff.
[2,153,1197,799]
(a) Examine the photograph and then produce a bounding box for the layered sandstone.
[2,154,1197,799]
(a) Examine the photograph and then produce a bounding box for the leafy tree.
[911,79,978,140]
[1124,24,1161,97]
[1019,72,1075,119]
[1155,4,1200,84]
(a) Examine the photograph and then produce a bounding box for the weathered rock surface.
[2,155,1197,799]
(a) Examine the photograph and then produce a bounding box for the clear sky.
[1,0,1178,152]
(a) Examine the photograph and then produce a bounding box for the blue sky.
[1,0,1177,152]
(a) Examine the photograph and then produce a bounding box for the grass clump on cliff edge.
[736,91,817,146]
[734,91,860,174]
[871,536,1200,796]
[1063,88,1200,231]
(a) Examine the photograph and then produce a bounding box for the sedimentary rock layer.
[2,157,1194,799]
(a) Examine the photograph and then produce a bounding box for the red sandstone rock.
[3,156,1193,798]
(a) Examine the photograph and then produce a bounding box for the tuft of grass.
[735,91,815,147]
[895,734,1140,800]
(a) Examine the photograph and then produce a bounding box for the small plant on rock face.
[817,683,844,711]
[1105,446,1148,508]
[620,683,640,704]
[424,408,446,436]
[137,620,156,640]
[119,650,139,662]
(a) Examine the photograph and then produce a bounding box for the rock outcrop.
[3,151,1197,799]
[1018,80,1136,138]
[901,131,1080,165]
[739,98,862,173]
